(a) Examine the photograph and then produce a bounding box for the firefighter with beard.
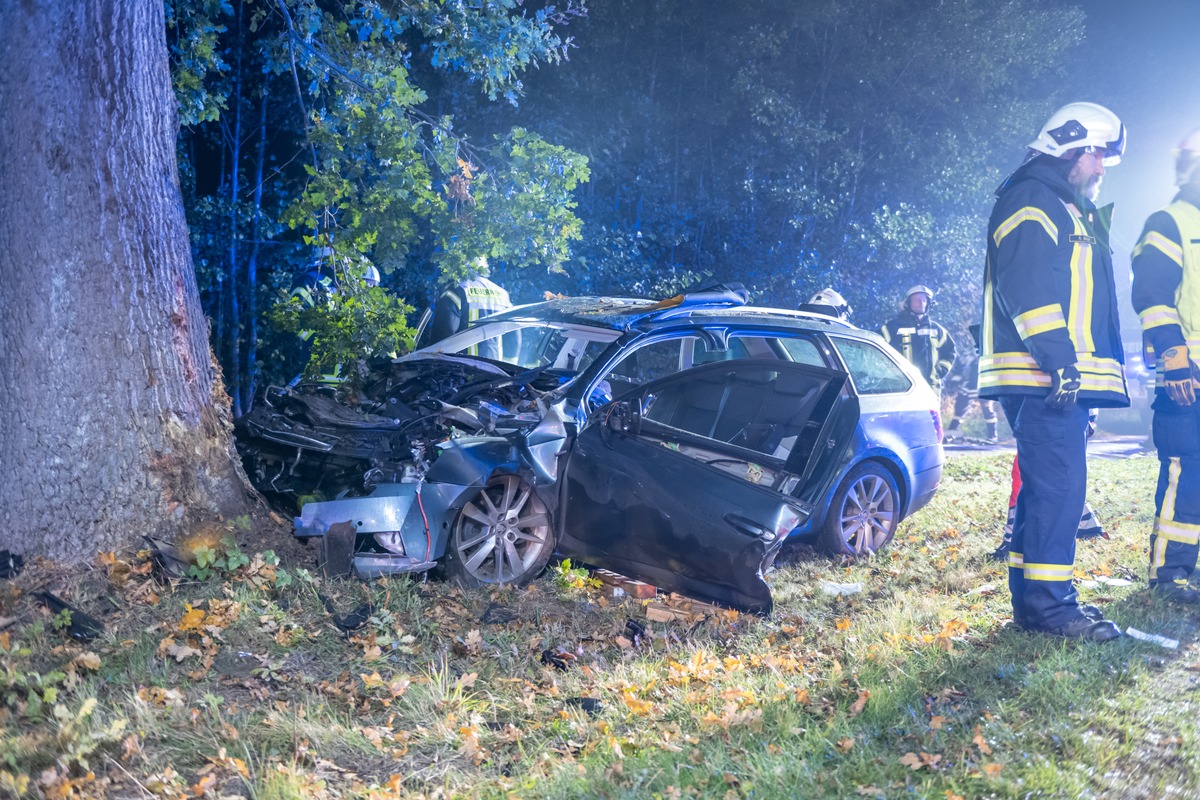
[980,101,1129,642]
[880,285,956,392]
[1132,128,1200,604]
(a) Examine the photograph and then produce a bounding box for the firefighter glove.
[1162,346,1198,406]
[1045,365,1082,409]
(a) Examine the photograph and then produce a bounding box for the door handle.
[723,513,775,541]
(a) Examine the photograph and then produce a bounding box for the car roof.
[485,296,870,338]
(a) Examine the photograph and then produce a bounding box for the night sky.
[1071,0,1200,315]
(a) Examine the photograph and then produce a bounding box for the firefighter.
[880,285,956,391]
[1132,127,1200,604]
[427,257,513,359]
[944,351,999,443]
[980,101,1129,641]
[799,288,852,321]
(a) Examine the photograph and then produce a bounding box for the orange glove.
[1162,346,1198,406]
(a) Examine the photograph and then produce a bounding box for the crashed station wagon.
[237,286,943,612]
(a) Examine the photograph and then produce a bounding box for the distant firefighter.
[879,285,956,391]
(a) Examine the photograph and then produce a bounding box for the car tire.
[443,474,556,588]
[820,462,900,557]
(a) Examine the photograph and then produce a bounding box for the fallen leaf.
[972,726,992,755]
[835,737,855,753]
[849,689,870,718]
[981,762,1004,777]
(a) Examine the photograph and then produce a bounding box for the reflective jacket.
[979,157,1128,407]
[1131,186,1200,389]
[429,274,512,358]
[880,310,956,388]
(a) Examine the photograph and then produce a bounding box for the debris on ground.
[0,550,24,579]
[644,593,734,624]
[34,590,106,641]
[821,581,863,596]
[1125,627,1180,650]
[593,569,657,599]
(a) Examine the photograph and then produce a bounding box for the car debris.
[1124,627,1179,649]
[0,550,24,580]
[821,581,863,596]
[34,591,105,641]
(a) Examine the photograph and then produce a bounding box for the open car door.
[558,359,859,613]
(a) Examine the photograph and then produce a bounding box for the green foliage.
[171,0,590,384]
[188,535,252,581]
[550,557,601,593]
[267,278,415,381]
[165,0,231,125]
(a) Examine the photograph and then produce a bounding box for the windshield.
[418,320,622,373]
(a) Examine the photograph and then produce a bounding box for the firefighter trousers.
[1149,400,1200,585]
[999,397,1090,629]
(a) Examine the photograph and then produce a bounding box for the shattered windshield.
[420,320,621,373]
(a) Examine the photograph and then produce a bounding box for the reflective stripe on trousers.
[1000,397,1090,628]
[1149,402,1200,584]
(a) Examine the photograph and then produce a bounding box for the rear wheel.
[820,462,899,557]
[444,474,555,587]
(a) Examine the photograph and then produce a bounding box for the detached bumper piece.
[298,482,457,579]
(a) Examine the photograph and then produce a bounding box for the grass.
[4,450,1199,799]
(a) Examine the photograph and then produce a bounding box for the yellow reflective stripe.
[1150,459,1185,581]
[979,353,1124,393]
[1008,551,1024,569]
[994,207,1058,247]
[1163,457,1182,521]
[1068,214,1096,353]
[981,352,1040,369]
[1023,562,1075,581]
[1153,517,1200,545]
[445,292,463,310]
[1014,304,1067,339]
[1139,305,1181,330]
[1134,231,1185,266]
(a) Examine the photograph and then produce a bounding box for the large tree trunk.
[0,0,253,561]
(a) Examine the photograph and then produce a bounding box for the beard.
[1068,160,1103,202]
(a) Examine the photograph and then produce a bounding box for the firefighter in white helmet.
[980,101,1129,642]
[799,287,852,321]
[1132,127,1200,604]
[880,285,956,390]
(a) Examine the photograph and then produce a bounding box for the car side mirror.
[604,400,640,437]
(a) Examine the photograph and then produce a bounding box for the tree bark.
[0,0,253,561]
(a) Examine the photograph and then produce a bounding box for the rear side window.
[778,337,825,366]
[831,337,912,395]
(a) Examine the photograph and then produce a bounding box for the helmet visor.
[1094,123,1126,166]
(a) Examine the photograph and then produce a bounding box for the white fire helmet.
[905,284,934,302]
[1028,102,1126,166]
[807,288,851,318]
[363,264,381,287]
[1176,128,1200,187]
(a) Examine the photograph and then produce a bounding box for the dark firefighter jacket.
[979,156,1128,407]
[1131,185,1200,388]
[880,310,956,388]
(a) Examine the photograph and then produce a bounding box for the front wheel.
[443,474,555,587]
[820,462,900,557]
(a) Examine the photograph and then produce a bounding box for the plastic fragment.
[1125,627,1179,649]
[821,582,862,596]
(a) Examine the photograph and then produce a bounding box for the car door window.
[831,337,913,394]
[641,362,829,463]
[597,336,694,399]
